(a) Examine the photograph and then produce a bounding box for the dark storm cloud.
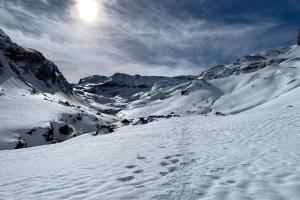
[103,0,295,69]
[0,0,299,82]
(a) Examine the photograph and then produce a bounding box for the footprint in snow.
[226,179,237,184]
[160,161,169,166]
[174,153,184,157]
[133,170,144,174]
[164,155,173,159]
[159,172,168,176]
[117,176,135,182]
[168,166,177,173]
[137,156,146,160]
[125,165,137,169]
[170,159,180,164]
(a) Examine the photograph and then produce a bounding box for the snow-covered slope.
[2,27,300,150]
[116,46,300,118]
[2,27,300,200]
[74,73,195,111]
[0,29,115,150]
[75,45,300,120]
[1,101,300,200]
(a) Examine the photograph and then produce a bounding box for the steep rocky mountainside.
[0,29,71,94]
[0,29,115,150]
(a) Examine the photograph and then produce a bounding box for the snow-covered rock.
[116,45,300,118]
[0,29,116,150]
[74,43,300,120]
[78,75,110,85]
[0,29,71,94]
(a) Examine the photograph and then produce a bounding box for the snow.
[1,103,300,199]
[1,28,300,199]
[117,46,300,118]
[0,56,115,149]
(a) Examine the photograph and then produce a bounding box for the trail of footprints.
[159,153,185,176]
[117,152,197,183]
[116,156,147,183]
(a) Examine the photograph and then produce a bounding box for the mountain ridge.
[1,28,300,150]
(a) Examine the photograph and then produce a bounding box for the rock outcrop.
[0,29,71,94]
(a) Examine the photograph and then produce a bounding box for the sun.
[77,0,98,22]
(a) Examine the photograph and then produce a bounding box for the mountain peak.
[0,29,11,42]
[0,29,71,94]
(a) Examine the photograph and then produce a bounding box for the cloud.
[0,0,299,82]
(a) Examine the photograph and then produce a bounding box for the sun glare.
[77,0,98,22]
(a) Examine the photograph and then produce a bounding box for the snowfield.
[1,28,300,199]
[1,101,300,199]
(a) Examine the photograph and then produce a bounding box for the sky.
[0,0,300,82]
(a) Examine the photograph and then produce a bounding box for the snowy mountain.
[76,45,300,120]
[0,29,71,94]
[0,29,116,150]
[1,28,300,151]
[1,29,300,200]
[74,73,195,113]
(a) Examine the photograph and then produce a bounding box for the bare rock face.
[0,29,71,94]
[298,29,300,45]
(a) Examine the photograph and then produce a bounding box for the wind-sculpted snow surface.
[1,102,300,199]
[1,26,300,200]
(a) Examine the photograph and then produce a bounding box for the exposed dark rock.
[181,90,189,96]
[101,108,121,115]
[76,114,83,121]
[78,75,109,85]
[93,124,115,135]
[59,101,74,107]
[76,73,196,100]
[242,62,266,73]
[244,55,266,62]
[29,88,39,95]
[132,114,180,126]
[43,126,54,142]
[121,119,132,125]
[133,117,149,125]
[15,137,27,149]
[268,58,287,65]
[0,28,71,93]
[0,29,12,42]
[26,128,36,135]
[59,124,74,135]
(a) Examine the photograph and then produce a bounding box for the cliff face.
[0,29,71,94]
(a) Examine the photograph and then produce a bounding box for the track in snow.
[1,107,300,200]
